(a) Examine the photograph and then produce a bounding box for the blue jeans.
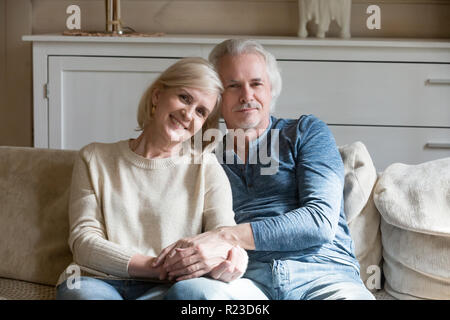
[164,258,375,300]
[56,277,172,300]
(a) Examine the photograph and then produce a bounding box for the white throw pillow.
[339,141,382,291]
[374,157,450,300]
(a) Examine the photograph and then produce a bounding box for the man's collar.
[248,116,273,148]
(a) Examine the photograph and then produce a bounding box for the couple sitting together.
[56,39,375,300]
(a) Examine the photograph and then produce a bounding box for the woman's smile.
[169,114,189,130]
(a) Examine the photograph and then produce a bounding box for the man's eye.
[227,83,240,89]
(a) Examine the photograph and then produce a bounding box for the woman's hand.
[128,254,169,280]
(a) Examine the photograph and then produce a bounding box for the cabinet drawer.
[330,125,450,171]
[276,61,450,127]
[48,56,178,150]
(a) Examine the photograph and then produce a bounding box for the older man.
[157,39,375,300]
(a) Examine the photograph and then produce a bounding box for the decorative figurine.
[298,0,352,38]
[105,0,123,34]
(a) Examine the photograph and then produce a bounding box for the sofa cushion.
[374,157,450,300]
[0,146,76,286]
[0,277,55,300]
[338,141,382,290]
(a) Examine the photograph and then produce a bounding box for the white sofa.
[0,142,448,300]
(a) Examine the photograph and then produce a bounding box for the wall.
[0,0,32,147]
[32,0,450,38]
[0,1,4,145]
[1,0,450,147]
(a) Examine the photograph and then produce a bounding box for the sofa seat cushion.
[338,141,382,291]
[0,146,76,286]
[0,278,55,300]
[374,157,450,300]
[0,276,396,300]
[372,289,396,300]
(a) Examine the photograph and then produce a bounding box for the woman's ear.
[151,87,161,107]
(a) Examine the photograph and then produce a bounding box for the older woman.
[55,57,247,300]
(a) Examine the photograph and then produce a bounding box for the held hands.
[208,245,248,282]
[152,229,249,282]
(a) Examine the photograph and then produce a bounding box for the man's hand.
[153,229,233,281]
[153,225,254,281]
[208,245,248,282]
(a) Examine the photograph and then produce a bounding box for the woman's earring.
[150,104,156,117]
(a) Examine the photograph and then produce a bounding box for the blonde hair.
[136,57,223,149]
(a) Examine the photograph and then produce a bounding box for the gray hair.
[208,39,282,111]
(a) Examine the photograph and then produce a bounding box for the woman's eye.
[179,94,190,104]
[196,108,207,117]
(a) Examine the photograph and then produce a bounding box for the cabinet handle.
[425,142,450,149]
[426,79,450,85]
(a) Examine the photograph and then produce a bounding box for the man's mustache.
[232,101,262,112]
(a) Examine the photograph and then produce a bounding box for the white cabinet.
[276,61,450,127]
[275,60,450,169]
[48,56,177,149]
[330,126,450,170]
[23,35,450,170]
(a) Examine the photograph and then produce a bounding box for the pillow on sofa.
[374,158,450,300]
[338,141,382,290]
[0,146,76,286]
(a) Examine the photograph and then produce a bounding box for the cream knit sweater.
[59,140,236,284]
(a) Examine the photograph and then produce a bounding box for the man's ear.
[219,103,223,118]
